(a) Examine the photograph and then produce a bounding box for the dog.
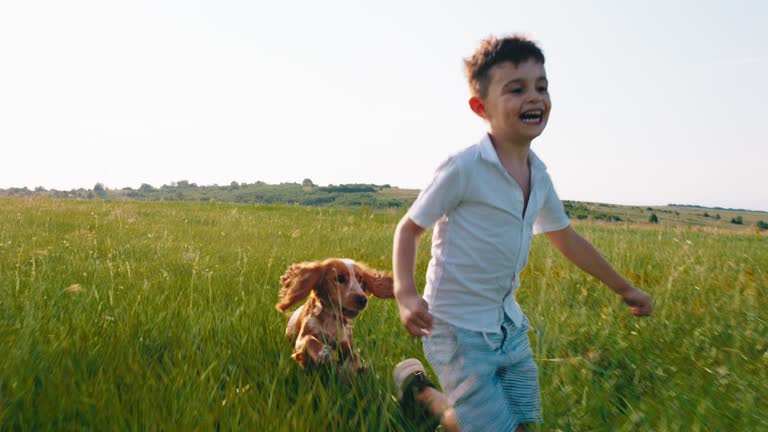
[275,258,394,371]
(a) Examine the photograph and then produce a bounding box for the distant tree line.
[2,185,763,230]
[564,201,623,222]
[0,180,408,209]
[669,203,766,214]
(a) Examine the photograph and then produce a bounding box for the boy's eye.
[508,88,523,94]
[336,274,347,284]
[537,86,548,93]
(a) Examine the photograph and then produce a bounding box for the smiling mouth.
[519,110,544,124]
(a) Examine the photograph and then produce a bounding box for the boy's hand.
[620,287,653,317]
[396,292,433,337]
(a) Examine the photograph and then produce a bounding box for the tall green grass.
[0,198,765,431]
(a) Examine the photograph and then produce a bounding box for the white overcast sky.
[1,0,766,211]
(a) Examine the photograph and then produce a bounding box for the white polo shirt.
[407,134,570,333]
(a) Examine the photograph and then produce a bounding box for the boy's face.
[470,59,551,145]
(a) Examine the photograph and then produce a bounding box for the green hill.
[2,182,766,232]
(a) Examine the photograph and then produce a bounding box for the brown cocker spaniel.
[276,258,394,371]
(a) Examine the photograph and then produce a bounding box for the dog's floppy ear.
[355,263,394,299]
[275,261,326,311]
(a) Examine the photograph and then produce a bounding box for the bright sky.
[1,0,766,211]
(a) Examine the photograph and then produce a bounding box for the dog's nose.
[354,295,368,309]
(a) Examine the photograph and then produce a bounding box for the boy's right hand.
[620,287,653,317]
[396,292,433,337]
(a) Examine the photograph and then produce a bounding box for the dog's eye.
[357,276,364,285]
[336,274,347,284]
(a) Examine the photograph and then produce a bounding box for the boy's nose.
[526,91,542,102]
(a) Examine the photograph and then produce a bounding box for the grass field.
[1,198,766,431]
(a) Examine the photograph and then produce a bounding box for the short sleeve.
[407,156,464,229]
[533,181,570,234]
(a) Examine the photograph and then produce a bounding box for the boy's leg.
[420,321,521,432]
[394,358,459,431]
[411,384,523,432]
[496,358,541,427]
[497,316,543,429]
[412,386,522,432]
[415,387,459,432]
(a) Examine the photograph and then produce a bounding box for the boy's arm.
[393,216,433,336]
[544,225,653,316]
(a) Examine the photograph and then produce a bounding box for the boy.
[392,35,653,432]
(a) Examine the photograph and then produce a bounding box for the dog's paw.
[316,345,331,363]
[339,353,365,374]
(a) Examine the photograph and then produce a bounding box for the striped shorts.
[422,313,542,432]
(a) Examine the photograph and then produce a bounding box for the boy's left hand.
[620,287,653,317]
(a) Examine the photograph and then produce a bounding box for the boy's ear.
[468,96,486,119]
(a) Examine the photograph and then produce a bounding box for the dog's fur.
[275,258,394,371]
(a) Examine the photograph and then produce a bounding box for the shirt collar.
[478,133,547,173]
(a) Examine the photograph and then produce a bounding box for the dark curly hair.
[464,35,545,99]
